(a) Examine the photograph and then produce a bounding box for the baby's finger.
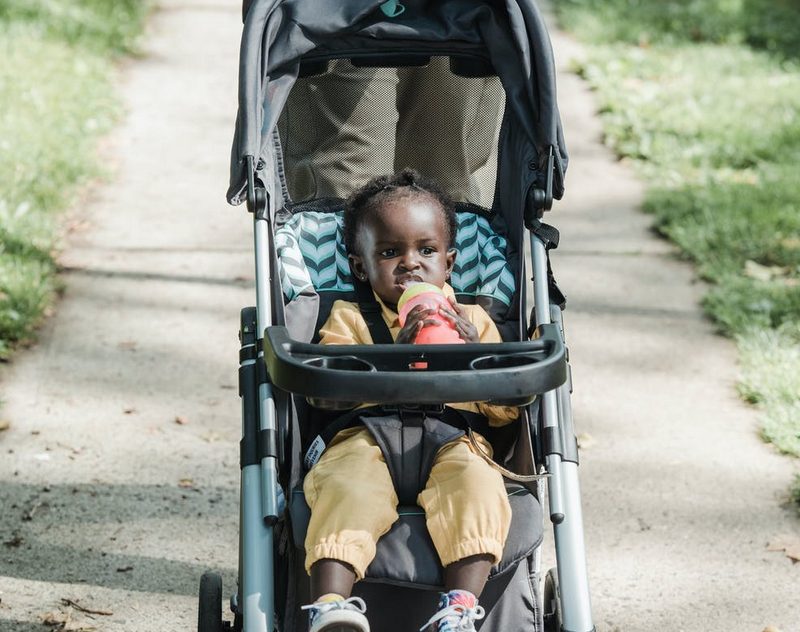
[439,305,468,325]
[407,304,432,318]
[437,307,458,324]
[447,296,466,315]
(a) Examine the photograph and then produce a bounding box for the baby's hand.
[439,297,479,343]
[395,304,439,344]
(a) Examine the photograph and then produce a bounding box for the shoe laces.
[419,603,486,632]
[301,596,367,624]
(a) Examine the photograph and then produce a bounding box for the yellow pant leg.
[417,434,512,568]
[303,427,399,580]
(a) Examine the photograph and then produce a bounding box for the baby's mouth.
[396,275,423,289]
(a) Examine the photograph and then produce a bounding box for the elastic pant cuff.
[437,537,504,568]
[305,543,374,581]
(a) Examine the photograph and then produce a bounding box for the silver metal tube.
[530,235,552,328]
[253,215,279,520]
[259,382,279,520]
[254,217,273,337]
[241,464,273,632]
[244,214,277,630]
[543,391,565,522]
[530,231,594,630]
[531,234,566,521]
[555,462,594,632]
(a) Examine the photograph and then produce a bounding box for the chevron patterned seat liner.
[275,208,515,307]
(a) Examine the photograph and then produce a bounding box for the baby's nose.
[399,251,420,268]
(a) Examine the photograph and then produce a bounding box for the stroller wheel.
[198,571,224,632]
[542,567,563,632]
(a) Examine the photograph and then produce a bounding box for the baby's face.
[350,195,455,309]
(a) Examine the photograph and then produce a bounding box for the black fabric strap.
[528,220,567,311]
[354,279,394,344]
[362,411,465,505]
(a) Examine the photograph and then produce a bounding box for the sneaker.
[419,590,485,632]
[301,594,370,632]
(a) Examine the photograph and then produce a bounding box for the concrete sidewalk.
[546,22,799,632]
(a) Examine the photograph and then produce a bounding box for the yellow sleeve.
[318,300,370,345]
[466,304,521,425]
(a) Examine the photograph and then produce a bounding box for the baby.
[302,169,518,632]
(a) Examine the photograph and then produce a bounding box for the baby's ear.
[445,248,457,275]
[349,254,368,282]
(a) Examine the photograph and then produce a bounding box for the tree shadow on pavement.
[0,482,238,597]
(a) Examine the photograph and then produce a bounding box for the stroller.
[198,1,594,631]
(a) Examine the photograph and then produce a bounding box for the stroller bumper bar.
[262,323,566,406]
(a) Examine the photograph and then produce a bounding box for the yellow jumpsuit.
[304,285,517,579]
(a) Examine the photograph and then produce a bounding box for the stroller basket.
[263,323,566,405]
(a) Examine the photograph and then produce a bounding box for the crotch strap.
[361,409,465,506]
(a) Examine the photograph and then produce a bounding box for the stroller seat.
[288,483,543,587]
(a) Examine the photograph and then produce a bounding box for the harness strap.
[303,406,547,487]
[354,279,394,344]
[363,410,464,505]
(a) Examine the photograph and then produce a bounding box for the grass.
[0,0,150,357]
[554,1,800,505]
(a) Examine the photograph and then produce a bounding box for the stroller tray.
[262,323,566,405]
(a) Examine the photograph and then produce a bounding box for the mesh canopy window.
[278,57,505,208]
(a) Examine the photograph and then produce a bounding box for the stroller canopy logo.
[380,1,405,18]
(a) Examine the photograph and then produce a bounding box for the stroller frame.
[199,3,595,632]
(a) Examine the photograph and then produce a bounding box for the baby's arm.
[318,300,366,345]
[314,301,364,409]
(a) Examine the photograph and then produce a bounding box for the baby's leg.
[303,426,399,598]
[417,434,511,597]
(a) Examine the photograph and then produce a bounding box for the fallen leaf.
[3,534,24,548]
[123,408,136,415]
[175,415,189,425]
[40,608,97,630]
[178,478,194,488]
[766,535,800,563]
[762,626,783,632]
[116,565,134,573]
[40,610,70,627]
[117,340,137,351]
[0,420,10,432]
[576,432,595,449]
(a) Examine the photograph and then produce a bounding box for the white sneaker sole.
[310,610,370,632]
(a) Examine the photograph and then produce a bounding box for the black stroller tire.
[542,567,563,632]
[198,571,224,632]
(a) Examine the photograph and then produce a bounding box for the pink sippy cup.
[397,282,464,344]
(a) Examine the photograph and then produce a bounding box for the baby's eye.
[420,247,435,256]
[379,248,397,258]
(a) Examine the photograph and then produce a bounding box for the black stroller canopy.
[228,0,568,243]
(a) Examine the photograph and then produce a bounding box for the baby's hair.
[343,168,457,255]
